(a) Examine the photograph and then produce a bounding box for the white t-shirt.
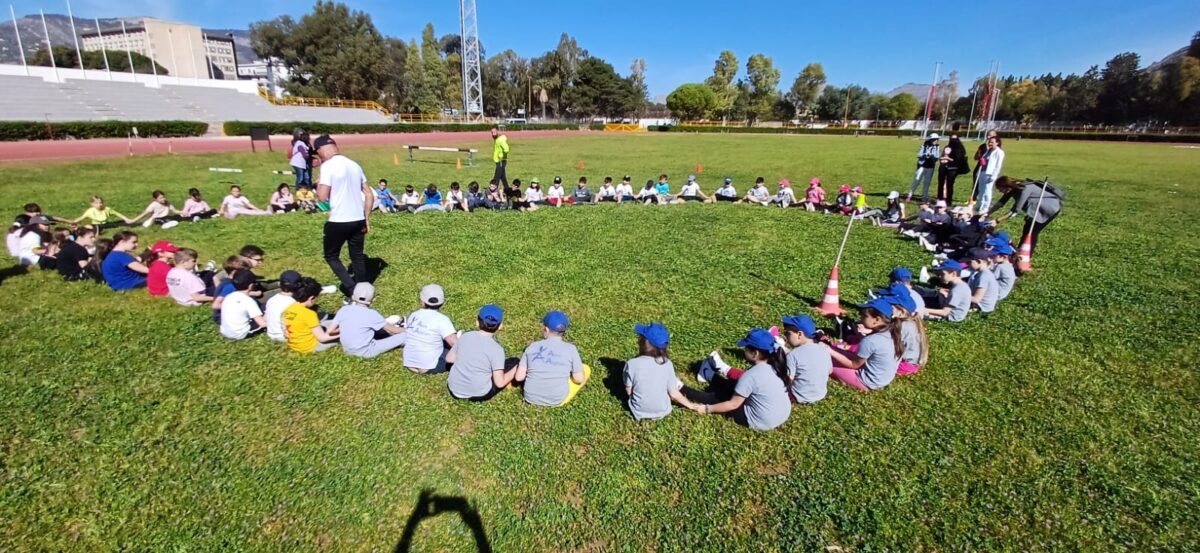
[222,195,251,211]
[525,188,543,201]
[447,190,464,203]
[17,231,42,265]
[166,267,206,306]
[616,183,634,196]
[716,185,737,198]
[776,188,796,202]
[220,291,263,340]
[264,293,297,342]
[318,154,368,223]
[145,201,171,219]
[680,183,700,196]
[547,185,564,199]
[597,185,616,198]
[401,192,422,206]
[403,308,456,370]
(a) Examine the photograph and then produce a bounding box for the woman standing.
[974,135,1005,214]
[938,123,970,204]
[906,134,940,203]
[991,177,1064,262]
[290,128,313,189]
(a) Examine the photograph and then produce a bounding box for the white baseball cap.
[352,282,375,305]
[420,284,445,307]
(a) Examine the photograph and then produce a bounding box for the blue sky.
[13,0,1200,98]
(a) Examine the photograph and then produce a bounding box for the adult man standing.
[491,126,509,191]
[314,134,375,298]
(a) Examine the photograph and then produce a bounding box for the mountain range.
[0,14,256,65]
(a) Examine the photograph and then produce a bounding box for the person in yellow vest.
[491,126,510,194]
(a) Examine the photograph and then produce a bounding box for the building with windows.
[81,18,234,80]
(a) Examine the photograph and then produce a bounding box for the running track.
[0,130,584,163]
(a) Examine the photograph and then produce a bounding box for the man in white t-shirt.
[314,134,375,299]
[403,284,459,374]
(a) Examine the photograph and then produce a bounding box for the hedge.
[222,121,579,136]
[0,120,208,142]
[646,124,1200,143]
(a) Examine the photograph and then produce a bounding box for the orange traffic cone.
[815,266,844,316]
[696,163,703,174]
[393,153,399,165]
[576,160,585,170]
[1016,233,1034,273]
[456,158,462,170]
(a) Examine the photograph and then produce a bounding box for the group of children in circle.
[10,186,1026,431]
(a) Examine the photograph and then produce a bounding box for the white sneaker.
[320,285,338,295]
[141,219,154,228]
[919,266,931,283]
[709,351,731,378]
[192,215,201,222]
[161,220,179,230]
[385,315,402,326]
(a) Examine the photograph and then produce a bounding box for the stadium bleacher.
[0,74,391,127]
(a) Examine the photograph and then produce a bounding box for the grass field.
[1,133,1198,552]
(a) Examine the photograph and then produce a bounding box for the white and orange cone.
[1016,233,1034,273]
[816,266,845,316]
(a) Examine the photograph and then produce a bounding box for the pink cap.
[852,186,863,193]
[778,179,790,187]
[809,177,821,186]
[838,185,850,192]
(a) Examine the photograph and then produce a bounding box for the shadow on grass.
[0,264,29,286]
[394,490,492,553]
[598,357,626,403]
[364,256,389,284]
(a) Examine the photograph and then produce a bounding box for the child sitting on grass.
[335,283,406,359]
[445,182,469,212]
[403,284,458,374]
[688,328,792,431]
[636,180,659,204]
[769,179,796,208]
[594,177,618,203]
[804,178,826,211]
[673,175,711,203]
[447,304,515,401]
[211,256,250,323]
[880,283,928,375]
[295,185,318,213]
[834,185,855,215]
[623,322,698,420]
[375,179,398,212]
[416,184,445,213]
[616,176,635,203]
[737,177,771,205]
[219,271,266,340]
[779,314,831,404]
[146,240,179,297]
[714,177,738,202]
[825,298,904,392]
[71,196,132,229]
[182,188,220,220]
[547,177,567,207]
[265,270,302,342]
[166,248,215,307]
[283,277,341,353]
[130,190,183,229]
[920,260,971,322]
[967,248,999,313]
[514,311,590,407]
[987,240,1017,300]
[101,231,149,291]
[399,185,422,212]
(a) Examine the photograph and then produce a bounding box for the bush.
[222,121,578,136]
[0,120,208,141]
[589,122,606,131]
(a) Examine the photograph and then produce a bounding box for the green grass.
[1,134,1198,551]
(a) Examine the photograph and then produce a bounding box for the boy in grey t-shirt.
[968,250,1000,313]
[447,305,513,401]
[922,260,971,322]
[990,247,1017,300]
[515,311,589,407]
[623,322,697,420]
[334,283,406,358]
[780,314,831,404]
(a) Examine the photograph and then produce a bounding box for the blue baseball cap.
[936,259,965,272]
[737,328,778,353]
[543,310,570,333]
[634,322,670,349]
[968,247,992,261]
[858,297,895,320]
[889,267,913,282]
[881,282,917,313]
[780,314,817,338]
[991,243,1015,256]
[478,304,504,325]
[723,177,732,184]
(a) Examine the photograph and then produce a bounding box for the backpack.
[1026,179,1066,201]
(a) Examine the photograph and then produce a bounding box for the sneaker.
[709,351,731,377]
[867,288,878,299]
[385,314,402,326]
[697,358,716,384]
[320,285,338,295]
[141,219,154,228]
[204,260,216,272]
[161,220,179,230]
[919,266,931,283]
[192,215,201,222]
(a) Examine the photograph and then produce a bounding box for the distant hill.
[1145,46,1191,73]
[883,83,931,99]
[0,14,256,66]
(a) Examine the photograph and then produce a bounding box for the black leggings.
[715,196,737,202]
[938,168,959,204]
[270,204,299,213]
[492,160,508,188]
[187,210,219,220]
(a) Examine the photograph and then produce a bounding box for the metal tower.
[459,0,484,121]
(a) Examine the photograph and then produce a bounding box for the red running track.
[0,130,584,163]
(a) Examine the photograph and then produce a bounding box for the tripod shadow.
[394,490,492,553]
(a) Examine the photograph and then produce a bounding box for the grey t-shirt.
[623,356,683,420]
[993,262,1016,300]
[334,304,385,356]
[970,269,999,313]
[900,320,921,364]
[787,343,831,404]
[521,337,584,406]
[448,331,506,399]
[857,331,899,390]
[907,286,926,318]
[947,281,971,322]
[733,363,791,431]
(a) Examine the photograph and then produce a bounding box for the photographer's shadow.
[394,489,492,553]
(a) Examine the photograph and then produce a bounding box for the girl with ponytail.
[826,298,904,391]
[690,328,792,431]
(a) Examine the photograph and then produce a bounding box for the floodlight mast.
[459,0,484,121]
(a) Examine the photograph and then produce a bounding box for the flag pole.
[9,5,28,76]
[65,0,85,78]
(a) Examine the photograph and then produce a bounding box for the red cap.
[150,240,179,253]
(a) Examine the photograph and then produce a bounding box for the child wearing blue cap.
[879,284,928,375]
[447,304,515,401]
[780,314,832,404]
[826,298,904,391]
[515,310,590,407]
[883,267,925,319]
[920,260,971,322]
[622,322,699,420]
[689,328,792,431]
[987,241,1017,301]
[714,177,738,202]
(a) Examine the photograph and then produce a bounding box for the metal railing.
[257,87,391,117]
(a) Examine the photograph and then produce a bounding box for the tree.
[1188,30,1200,60]
[399,38,439,113]
[884,93,921,120]
[785,63,826,119]
[666,83,717,120]
[1096,52,1143,124]
[563,57,634,118]
[743,54,781,124]
[626,58,648,119]
[704,51,740,121]
[29,45,167,75]
[483,49,528,117]
[814,84,870,122]
[249,1,390,101]
[1005,79,1050,124]
[529,33,588,118]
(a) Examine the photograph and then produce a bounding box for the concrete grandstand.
[0,64,390,133]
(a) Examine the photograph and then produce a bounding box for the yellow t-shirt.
[296,189,315,202]
[81,207,114,225]
[854,194,867,210]
[283,303,319,353]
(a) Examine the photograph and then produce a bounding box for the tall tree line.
[249,1,647,118]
